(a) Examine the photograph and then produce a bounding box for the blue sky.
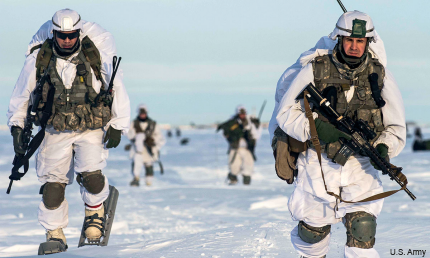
[0,0,429,126]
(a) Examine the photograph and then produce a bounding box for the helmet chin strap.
[337,36,369,68]
[53,31,80,57]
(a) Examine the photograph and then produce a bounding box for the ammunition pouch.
[272,126,307,184]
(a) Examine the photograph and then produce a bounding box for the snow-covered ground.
[0,128,428,257]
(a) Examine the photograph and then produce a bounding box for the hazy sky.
[0,0,429,126]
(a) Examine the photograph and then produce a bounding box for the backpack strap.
[81,36,102,81]
[30,44,42,55]
[35,39,54,80]
[133,119,143,133]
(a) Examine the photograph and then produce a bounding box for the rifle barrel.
[6,180,13,194]
[336,0,347,13]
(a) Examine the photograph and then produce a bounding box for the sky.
[0,0,429,126]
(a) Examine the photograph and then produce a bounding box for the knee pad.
[40,182,66,210]
[77,170,105,194]
[243,175,251,185]
[343,211,376,249]
[298,221,331,244]
[145,166,154,176]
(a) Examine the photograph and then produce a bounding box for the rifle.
[7,68,54,194]
[301,83,416,201]
[336,0,347,13]
[93,56,122,107]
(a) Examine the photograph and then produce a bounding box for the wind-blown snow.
[0,129,428,257]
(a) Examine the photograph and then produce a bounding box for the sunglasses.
[55,31,80,40]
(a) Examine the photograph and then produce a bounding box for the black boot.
[227,173,238,185]
[243,175,251,185]
[130,177,139,186]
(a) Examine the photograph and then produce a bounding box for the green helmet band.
[350,19,367,38]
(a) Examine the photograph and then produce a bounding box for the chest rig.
[133,118,156,135]
[33,37,111,132]
[311,53,386,159]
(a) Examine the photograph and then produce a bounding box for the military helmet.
[138,104,148,114]
[236,105,247,115]
[52,9,83,32]
[330,10,376,42]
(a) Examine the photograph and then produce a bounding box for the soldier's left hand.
[371,144,389,170]
[104,126,122,148]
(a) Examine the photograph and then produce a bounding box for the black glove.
[103,126,122,148]
[11,126,26,155]
[251,117,260,128]
[315,118,351,143]
[371,144,389,170]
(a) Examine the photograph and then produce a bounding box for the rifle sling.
[303,90,407,204]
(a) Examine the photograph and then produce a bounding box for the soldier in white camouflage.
[7,9,130,252]
[270,11,406,258]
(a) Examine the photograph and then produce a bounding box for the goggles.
[55,30,80,40]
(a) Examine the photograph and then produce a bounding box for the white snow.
[0,129,428,257]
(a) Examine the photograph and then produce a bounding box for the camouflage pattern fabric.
[343,211,376,249]
[311,49,385,160]
[35,49,111,132]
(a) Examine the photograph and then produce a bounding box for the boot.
[84,205,105,240]
[46,228,67,246]
[38,228,68,255]
[130,177,139,186]
[145,176,153,186]
[243,175,251,185]
[227,173,238,185]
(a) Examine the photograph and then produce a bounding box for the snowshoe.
[38,240,67,255]
[78,185,119,247]
[38,228,68,255]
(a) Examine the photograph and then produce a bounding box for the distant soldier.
[167,130,172,138]
[217,106,262,185]
[413,127,430,151]
[127,104,165,186]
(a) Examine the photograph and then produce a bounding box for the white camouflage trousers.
[288,149,383,258]
[132,146,158,178]
[228,147,254,176]
[36,127,110,231]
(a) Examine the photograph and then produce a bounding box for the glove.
[251,117,260,128]
[124,144,132,151]
[371,144,389,170]
[315,118,351,143]
[11,126,26,155]
[103,126,122,148]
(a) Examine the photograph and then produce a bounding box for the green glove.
[315,118,351,143]
[11,126,26,155]
[371,144,389,170]
[103,126,122,148]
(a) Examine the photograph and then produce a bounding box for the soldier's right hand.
[315,118,351,143]
[11,126,26,155]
